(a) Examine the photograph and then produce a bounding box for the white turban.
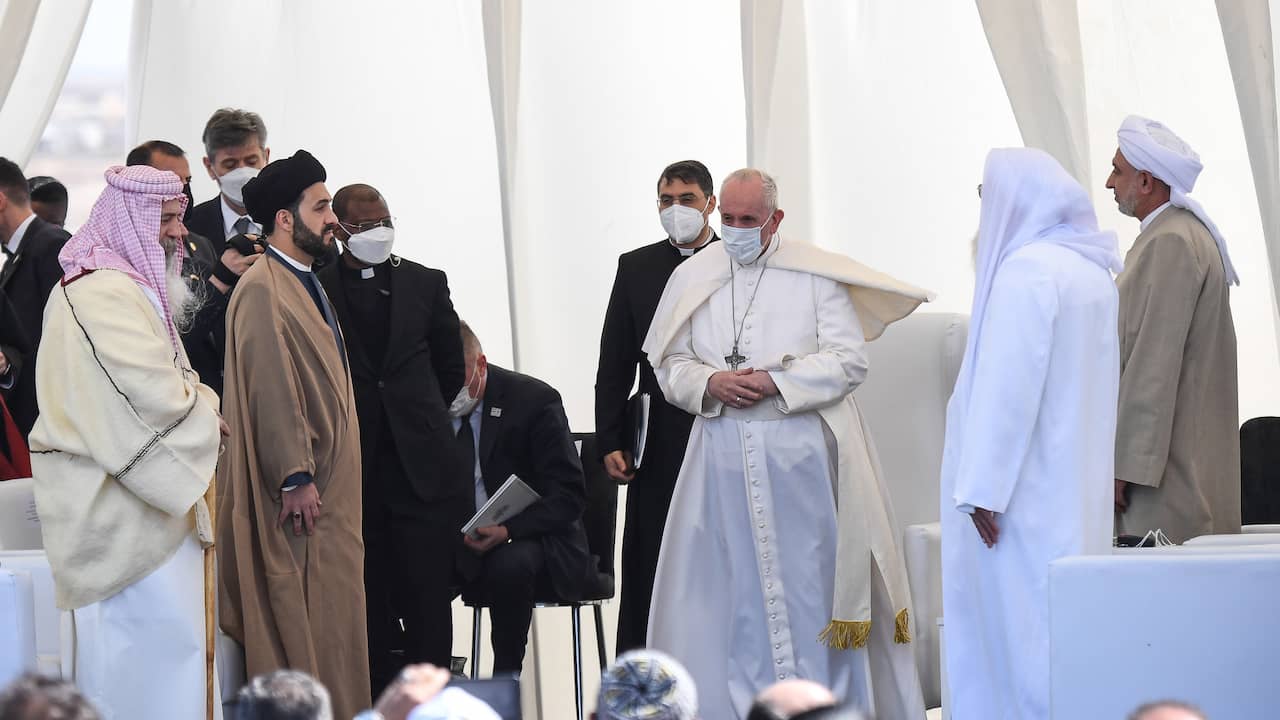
[1117,115,1240,285]
[596,649,697,720]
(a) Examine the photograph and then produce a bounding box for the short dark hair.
[332,183,384,222]
[236,670,332,720]
[657,160,714,197]
[1129,701,1207,720]
[0,157,30,205]
[126,140,186,167]
[28,176,67,204]
[202,108,268,160]
[0,673,100,720]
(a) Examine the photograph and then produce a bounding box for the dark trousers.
[616,482,674,653]
[363,445,467,697]
[464,538,553,673]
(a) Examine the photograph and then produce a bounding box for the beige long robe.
[1116,206,1240,543]
[217,253,369,718]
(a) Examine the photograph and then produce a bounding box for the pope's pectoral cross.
[725,344,748,371]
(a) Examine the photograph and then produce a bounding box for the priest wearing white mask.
[643,168,931,719]
[317,183,470,696]
[1105,115,1241,543]
[941,148,1122,720]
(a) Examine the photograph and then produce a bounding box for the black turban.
[242,149,327,234]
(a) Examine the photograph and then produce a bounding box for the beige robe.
[1116,206,1241,543]
[217,253,369,718]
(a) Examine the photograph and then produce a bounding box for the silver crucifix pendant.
[725,344,747,371]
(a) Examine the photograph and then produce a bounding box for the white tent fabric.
[976,0,1093,188]
[0,0,91,165]
[1216,0,1280,350]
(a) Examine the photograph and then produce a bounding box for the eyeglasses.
[338,217,395,234]
[977,183,983,199]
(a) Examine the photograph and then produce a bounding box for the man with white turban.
[941,148,1122,720]
[595,649,698,720]
[29,165,222,719]
[1106,115,1241,543]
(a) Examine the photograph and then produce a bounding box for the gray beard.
[166,253,204,333]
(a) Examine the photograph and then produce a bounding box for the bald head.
[1129,702,1207,720]
[749,679,836,719]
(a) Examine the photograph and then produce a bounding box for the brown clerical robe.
[1115,206,1241,543]
[217,252,370,718]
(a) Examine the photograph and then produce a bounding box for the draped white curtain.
[0,0,92,164]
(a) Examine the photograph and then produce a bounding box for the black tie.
[457,415,477,484]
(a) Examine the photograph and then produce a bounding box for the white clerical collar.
[268,244,313,272]
[220,195,260,240]
[5,213,37,255]
[669,227,713,256]
[1140,201,1172,232]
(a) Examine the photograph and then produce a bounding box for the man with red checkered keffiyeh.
[28,164,224,719]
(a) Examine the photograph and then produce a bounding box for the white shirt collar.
[268,244,313,272]
[220,196,260,240]
[6,213,37,255]
[1140,201,1172,232]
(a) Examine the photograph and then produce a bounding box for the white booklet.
[0,477,42,550]
[461,475,541,540]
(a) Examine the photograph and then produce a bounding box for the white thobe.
[940,243,1118,719]
[648,239,924,719]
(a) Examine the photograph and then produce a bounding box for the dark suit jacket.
[319,255,468,505]
[185,197,229,253]
[1,215,70,434]
[0,289,30,402]
[178,230,231,396]
[473,364,593,601]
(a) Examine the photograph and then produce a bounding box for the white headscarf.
[596,649,698,720]
[954,148,1122,432]
[1117,114,1240,285]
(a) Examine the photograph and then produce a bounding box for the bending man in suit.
[454,321,593,674]
[317,183,470,694]
[127,139,264,397]
[0,157,71,435]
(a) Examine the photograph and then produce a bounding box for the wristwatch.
[353,711,385,720]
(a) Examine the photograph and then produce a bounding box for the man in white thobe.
[940,148,1122,720]
[643,168,931,719]
[30,165,221,719]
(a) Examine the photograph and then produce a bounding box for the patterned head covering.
[58,165,188,353]
[597,650,697,720]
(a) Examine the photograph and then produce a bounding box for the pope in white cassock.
[643,168,932,719]
[940,148,1122,720]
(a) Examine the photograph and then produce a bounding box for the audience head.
[201,107,270,210]
[719,168,784,264]
[0,157,33,238]
[236,670,332,720]
[594,649,697,720]
[657,160,716,247]
[451,320,488,417]
[333,183,395,267]
[127,140,195,209]
[0,673,100,720]
[242,149,335,260]
[1128,701,1207,720]
[27,176,68,228]
[745,679,843,720]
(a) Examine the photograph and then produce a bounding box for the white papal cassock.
[644,236,930,719]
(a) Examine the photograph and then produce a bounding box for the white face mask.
[449,362,482,418]
[218,166,259,207]
[721,217,771,264]
[345,226,395,265]
[660,198,710,245]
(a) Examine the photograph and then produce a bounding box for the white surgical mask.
[345,226,395,265]
[660,198,710,245]
[218,166,259,207]
[449,362,482,418]
[721,217,771,264]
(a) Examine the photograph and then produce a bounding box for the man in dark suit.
[455,321,593,674]
[594,159,719,653]
[317,183,470,695]
[0,157,71,435]
[185,108,271,249]
[27,177,68,229]
[127,140,263,396]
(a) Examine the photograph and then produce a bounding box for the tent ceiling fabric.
[0,0,1257,438]
[0,0,91,164]
[0,0,41,111]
